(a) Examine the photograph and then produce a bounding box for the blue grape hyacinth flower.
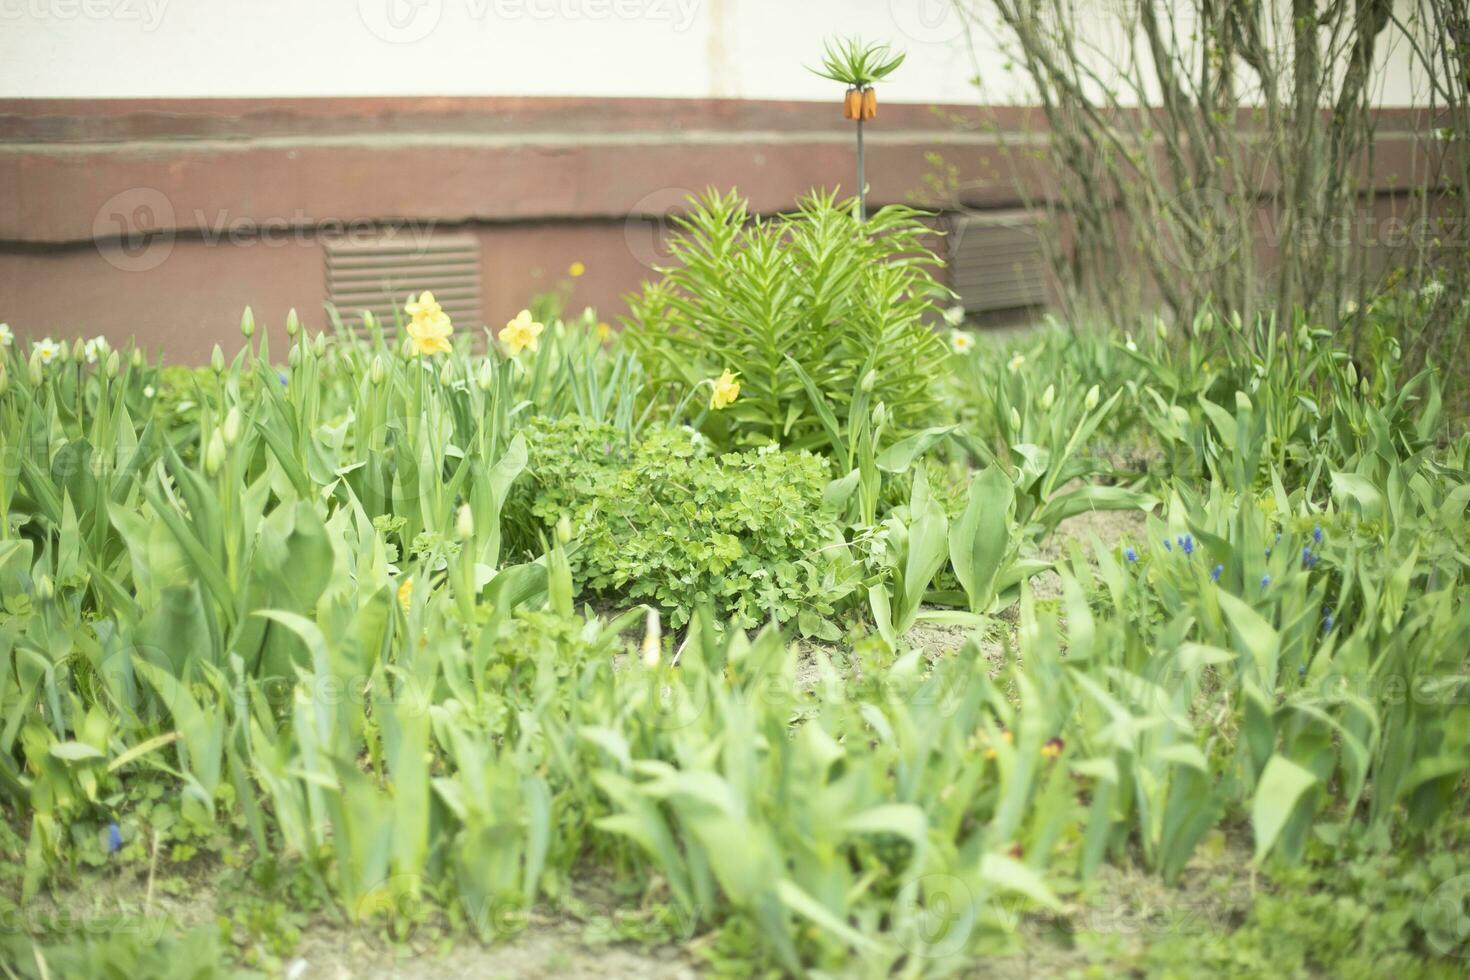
[1211,564,1223,582]
[106,822,122,854]
[1124,547,1138,563]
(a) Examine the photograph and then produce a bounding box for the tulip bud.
[240,306,256,339]
[1155,318,1168,342]
[222,406,242,447]
[860,369,877,393]
[0,361,7,396]
[438,358,455,386]
[400,336,416,360]
[476,359,494,391]
[71,338,84,362]
[1346,362,1357,388]
[28,350,43,386]
[285,308,301,338]
[1084,385,1100,411]
[205,430,226,476]
[370,355,386,385]
[871,401,887,429]
[1040,384,1055,411]
[1124,333,1137,352]
[35,574,54,602]
[288,345,300,368]
[556,513,572,545]
[131,348,145,368]
[105,350,120,379]
[1009,407,1022,431]
[640,607,661,668]
[455,503,474,540]
[210,345,225,375]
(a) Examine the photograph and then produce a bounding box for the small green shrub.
[517,416,858,632]
[624,188,951,451]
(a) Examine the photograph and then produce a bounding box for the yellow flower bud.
[476,359,494,391]
[35,574,54,602]
[104,350,120,379]
[438,357,455,386]
[455,503,474,540]
[285,308,301,337]
[313,332,326,357]
[131,348,144,368]
[240,306,256,338]
[556,514,572,545]
[211,345,225,375]
[1041,384,1055,411]
[370,355,386,385]
[1084,385,1100,411]
[28,350,43,386]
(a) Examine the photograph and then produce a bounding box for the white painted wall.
[0,0,1428,105]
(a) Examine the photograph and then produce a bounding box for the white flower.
[1421,279,1445,302]
[950,330,975,354]
[1124,333,1138,352]
[0,323,12,347]
[943,305,966,327]
[1344,300,1358,315]
[83,336,109,364]
[1007,353,1025,373]
[32,339,61,364]
[143,385,156,398]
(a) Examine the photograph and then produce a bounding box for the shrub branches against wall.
[943,0,1466,355]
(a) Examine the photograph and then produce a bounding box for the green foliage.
[807,36,905,88]
[624,188,951,450]
[2,275,1468,977]
[517,416,858,632]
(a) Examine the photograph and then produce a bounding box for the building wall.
[0,2,1443,359]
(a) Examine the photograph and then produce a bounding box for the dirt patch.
[291,923,699,980]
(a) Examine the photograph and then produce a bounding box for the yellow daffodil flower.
[596,322,612,342]
[709,369,740,410]
[405,290,443,321]
[405,291,454,356]
[499,309,545,357]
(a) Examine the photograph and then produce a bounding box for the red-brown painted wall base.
[0,97,1448,361]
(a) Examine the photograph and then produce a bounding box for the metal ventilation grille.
[324,232,481,335]
[948,211,1048,321]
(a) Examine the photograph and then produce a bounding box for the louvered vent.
[324,232,481,336]
[948,211,1048,324]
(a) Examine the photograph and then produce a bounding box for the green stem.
[856,117,867,222]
